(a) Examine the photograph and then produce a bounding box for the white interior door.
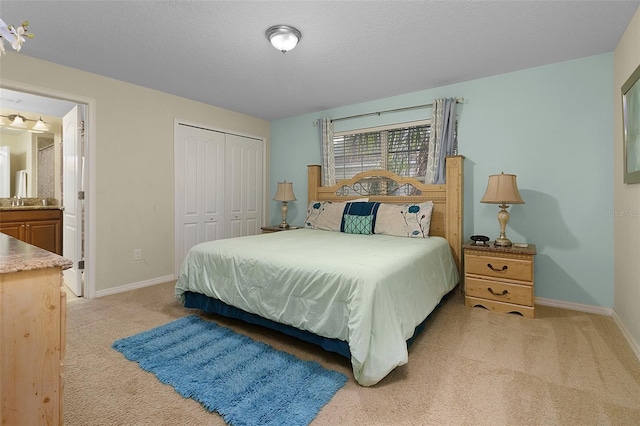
[175,124,226,276]
[62,106,84,296]
[225,134,263,238]
[0,146,9,197]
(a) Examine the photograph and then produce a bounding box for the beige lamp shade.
[480,173,524,205]
[273,181,296,202]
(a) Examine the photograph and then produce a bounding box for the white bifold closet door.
[175,124,263,277]
[225,133,263,238]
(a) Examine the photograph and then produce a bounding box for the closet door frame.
[173,120,267,278]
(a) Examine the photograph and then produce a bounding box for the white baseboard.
[612,310,640,362]
[536,297,640,363]
[94,275,175,298]
[535,297,613,316]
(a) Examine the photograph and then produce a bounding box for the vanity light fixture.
[266,25,302,53]
[30,117,50,133]
[0,113,50,133]
[9,113,27,129]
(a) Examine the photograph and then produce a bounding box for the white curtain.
[425,98,457,184]
[320,118,336,186]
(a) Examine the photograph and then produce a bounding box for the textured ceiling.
[1,1,639,121]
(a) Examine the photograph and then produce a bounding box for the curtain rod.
[329,97,464,124]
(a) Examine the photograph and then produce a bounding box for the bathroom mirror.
[0,128,60,198]
[0,88,72,200]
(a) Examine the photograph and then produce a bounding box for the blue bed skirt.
[183,290,446,359]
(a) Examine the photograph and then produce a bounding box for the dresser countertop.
[0,233,72,274]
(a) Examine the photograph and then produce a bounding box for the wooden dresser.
[0,233,72,425]
[463,241,537,318]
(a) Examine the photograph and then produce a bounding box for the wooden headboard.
[307,156,464,275]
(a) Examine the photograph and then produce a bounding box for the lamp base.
[494,204,512,247]
[279,201,290,229]
[494,237,512,247]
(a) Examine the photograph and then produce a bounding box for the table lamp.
[480,172,524,247]
[273,181,296,228]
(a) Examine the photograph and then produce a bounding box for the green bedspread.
[175,228,458,386]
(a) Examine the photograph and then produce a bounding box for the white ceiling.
[1,1,638,121]
[0,89,76,117]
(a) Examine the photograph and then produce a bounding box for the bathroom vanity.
[0,205,63,255]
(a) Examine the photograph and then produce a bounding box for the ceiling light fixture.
[1,113,50,133]
[266,25,302,53]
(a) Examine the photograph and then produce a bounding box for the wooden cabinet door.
[0,221,25,241]
[1,210,63,255]
[25,219,62,255]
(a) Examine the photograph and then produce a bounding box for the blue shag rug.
[112,315,347,425]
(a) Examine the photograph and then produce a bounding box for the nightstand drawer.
[465,253,533,282]
[465,277,533,306]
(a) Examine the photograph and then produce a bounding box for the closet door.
[225,134,263,238]
[175,124,226,276]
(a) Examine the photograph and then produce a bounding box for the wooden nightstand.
[463,241,537,318]
[260,225,300,233]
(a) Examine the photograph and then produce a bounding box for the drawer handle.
[488,287,508,296]
[487,263,508,272]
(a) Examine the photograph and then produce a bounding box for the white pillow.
[374,202,434,238]
[304,201,346,231]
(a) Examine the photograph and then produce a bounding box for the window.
[333,121,431,181]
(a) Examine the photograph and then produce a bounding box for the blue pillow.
[340,202,380,233]
[343,214,374,235]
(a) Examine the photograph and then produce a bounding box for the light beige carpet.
[64,281,640,425]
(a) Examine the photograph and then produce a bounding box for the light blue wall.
[270,53,614,308]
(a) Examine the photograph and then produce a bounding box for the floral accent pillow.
[304,201,346,231]
[374,202,434,238]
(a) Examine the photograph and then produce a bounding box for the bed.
[175,156,464,386]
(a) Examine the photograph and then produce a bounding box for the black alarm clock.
[470,235,490,245]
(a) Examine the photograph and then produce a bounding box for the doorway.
[0,84,94,298]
